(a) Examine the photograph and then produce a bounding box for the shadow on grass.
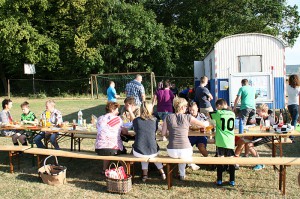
[67,179,107,192]
[16,173,42,183]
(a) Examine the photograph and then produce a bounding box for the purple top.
[156,89,174,112]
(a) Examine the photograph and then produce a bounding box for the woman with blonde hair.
[162,97,209,180]
[132,102,165,182]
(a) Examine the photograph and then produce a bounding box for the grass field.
[0,97,300,199]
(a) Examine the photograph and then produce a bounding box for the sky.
[285,0,300,65]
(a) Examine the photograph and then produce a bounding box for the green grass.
[0,97,300,198]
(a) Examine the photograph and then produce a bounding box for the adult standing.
[152,80,174,120]
[170,83,179,97]
[125,74,145,107]
[233,79,256,124]
[34,100,63,150]
[107,81,120,102]
[287,74,300,141]
[195,76,213,115]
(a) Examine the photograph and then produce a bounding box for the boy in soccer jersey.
[210,98,236,186]
[16,101,38,145]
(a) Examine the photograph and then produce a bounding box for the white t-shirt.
[287,85,300,105]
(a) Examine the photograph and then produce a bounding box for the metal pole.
[7,79,10,98]
[33,74,35,94]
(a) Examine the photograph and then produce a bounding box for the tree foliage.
[0,0,299,94]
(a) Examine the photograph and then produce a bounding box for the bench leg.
[8,151,14,174]
[282,166,286,196]
[167,163,173,189]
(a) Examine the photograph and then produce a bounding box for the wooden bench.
[0,146,31,173]
[1,146,299,196]
[71,134,96,151]
[23,148,149,175]
[148,156,300,195]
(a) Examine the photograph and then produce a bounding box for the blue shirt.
[125,80,145,106]
[107,86,117,102]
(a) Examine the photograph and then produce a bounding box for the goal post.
[90,72,156,99]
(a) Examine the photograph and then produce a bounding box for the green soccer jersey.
[211,109,235,149]
[21,111,36,122]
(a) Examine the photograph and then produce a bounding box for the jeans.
[288,104,299,127]
[157,112,172,121]
[34,132,60,149]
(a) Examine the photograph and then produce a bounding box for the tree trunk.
[0,63,8,95]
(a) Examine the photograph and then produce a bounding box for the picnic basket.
[106,161,132,194]
[38,155,67,186]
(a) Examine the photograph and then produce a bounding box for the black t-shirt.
[195,86,212,108]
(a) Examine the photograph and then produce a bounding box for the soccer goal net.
[90,72,156,99]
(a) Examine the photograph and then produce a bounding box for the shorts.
[95,148,127,156]
[188,136,207,147]
[239,108,256,125]
[235,136,241,144]
[216,147,234,157]
[253,136,272,147]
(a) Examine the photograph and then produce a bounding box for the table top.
[1,125,299,137]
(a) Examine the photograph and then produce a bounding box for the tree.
[144,0,300,76]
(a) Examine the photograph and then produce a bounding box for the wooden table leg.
[37,155,41,169]
[282,165,286,196]
[279,165,283,191]
[8,151,13,174]
[279,136,283,157]
[70,133,74,151]
[272,136,276,157]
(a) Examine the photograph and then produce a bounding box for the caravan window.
[239,56,262,72]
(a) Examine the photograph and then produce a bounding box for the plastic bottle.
[239,118,243,134]
[78,110,83,126]
[260,118,264,131]
[41,113,46,127]
[279,113,284,125]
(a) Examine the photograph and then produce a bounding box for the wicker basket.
[38,155,67,186]
[106,161,132,194]
[106,175,132,194]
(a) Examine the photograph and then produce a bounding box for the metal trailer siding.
[209,79,216,109]
[214,34,285,78]
[274,77,285,109]
[217,79,230,105]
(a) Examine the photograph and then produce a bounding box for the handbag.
[105,162,127,180]
[38,155,67,186]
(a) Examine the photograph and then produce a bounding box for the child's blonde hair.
[140,102,154,120]
[257,104,269,113]
[173,97,188,113]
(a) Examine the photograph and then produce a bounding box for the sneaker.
[179,175,185,181]
[190,164,200,171]
[229,181,235,186]
[253,164,265,171]
[216,180,222,186]
[142,175,148,182]
[234,164,240,170]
